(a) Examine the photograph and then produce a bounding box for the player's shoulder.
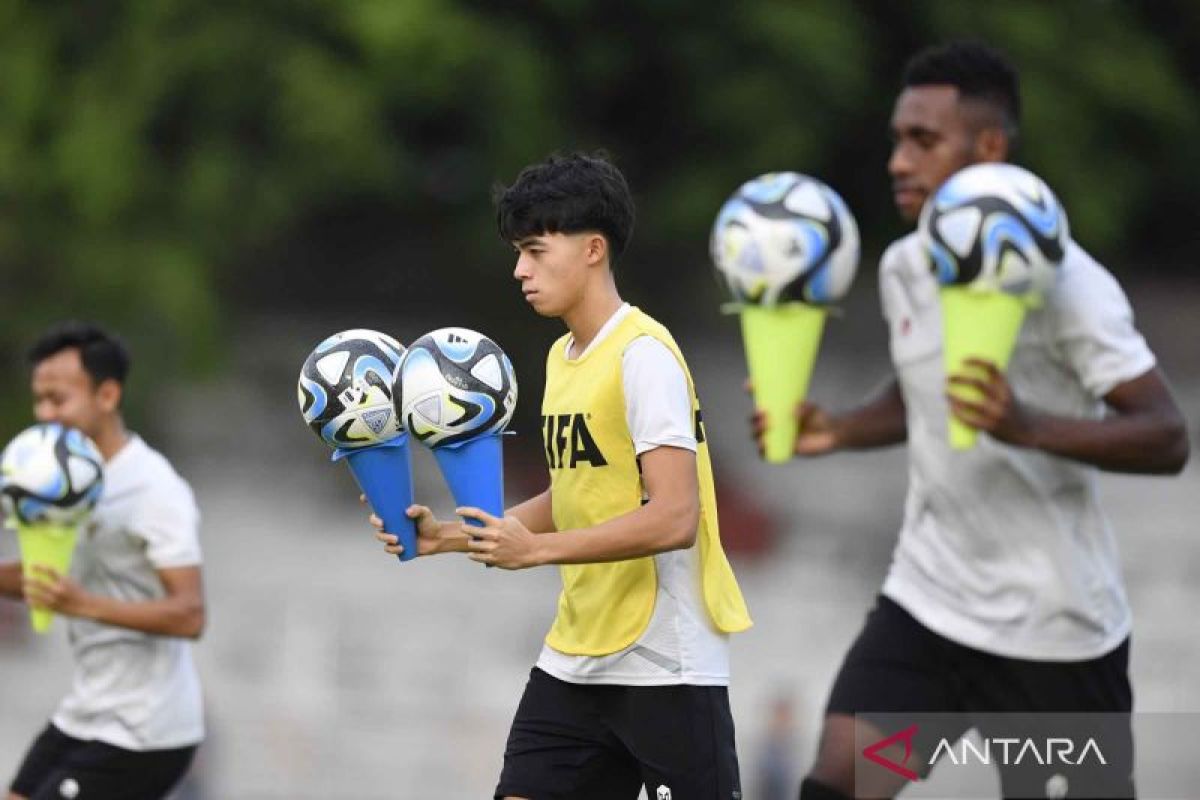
[125,437,194,498]
[1049,240,1130,309]
[879,231,923,276]
[627,306,674,341]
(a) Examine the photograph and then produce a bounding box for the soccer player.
[751,43,1190,799]
[374,152,752,799]
[0,323,205,800]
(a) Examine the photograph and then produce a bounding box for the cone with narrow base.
[16,522,78,633]
[333,434,417,561]
[433,433,504,526]
[940,286,1027,450]
[739,302,828,463]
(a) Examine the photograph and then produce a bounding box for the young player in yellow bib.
[373,152,751,799]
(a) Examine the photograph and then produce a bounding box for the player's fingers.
[947,395,997,427]
[406,504,431,519]
[467,551,494,565]
[962,357,1002,379]
[368,513,384,531]
[457,506,501,527]
[374,531,399,544]
[30,564,59,581]
[463,524,498,541]
[947,374,986,390]
[384,543,404,555]
[358,493,367,506]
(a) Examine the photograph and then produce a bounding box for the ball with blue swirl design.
[297,329,406,450]
[919,163,1068,296]
[1,423,104,526]
[396,327,517,448]
[710,172,860,306]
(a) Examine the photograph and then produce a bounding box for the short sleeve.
[621,336,697,456]
[1051,249,1157,399]
[132,478,202,568]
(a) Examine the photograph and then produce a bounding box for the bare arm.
[751,376,908,457]
[507,488,556,534]
[373,489,558,558]
[461,446,700,569]
[950,363,1190,474]
[0,561,23,599]
[23,564,206,638]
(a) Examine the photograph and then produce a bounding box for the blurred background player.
[375,152,752,799]
[0,322,206,800]
[748,42,1191,799]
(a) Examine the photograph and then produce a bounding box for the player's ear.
[585,233,608,266]
[974,126,1009,163]
[95,378,123,414]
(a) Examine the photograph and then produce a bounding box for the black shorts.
[826,595,1134,797]
[495,667,742,800]
[9,724,197,800]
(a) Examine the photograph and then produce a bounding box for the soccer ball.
[919,163,1068,295]
[710,172,860,306]
[297,329,406,450]
[1,423,104,526]
[396,327,517,448]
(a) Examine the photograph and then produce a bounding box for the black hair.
[28,321,130,386]
[904,41,1021,140]
[494,151,636,261]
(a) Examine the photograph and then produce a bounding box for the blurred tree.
[1,0,1196,433]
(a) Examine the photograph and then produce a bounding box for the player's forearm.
[533,496,697,565]
[77,594,206,639]
[0,561,23,599]
[1015,409,1189,474]
[833,378,908,450]
[507,489,556,534]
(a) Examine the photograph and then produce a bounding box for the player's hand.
[746,377,840,458]
[370,502,463,557]
[947,358,1036,446]
[459,507,542,570]
[22,565,90,618]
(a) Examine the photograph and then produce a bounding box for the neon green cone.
[940,286,1027,450]
[740,303,827,463]
[16,523,78,633]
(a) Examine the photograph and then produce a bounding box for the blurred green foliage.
[2,0,1197,431]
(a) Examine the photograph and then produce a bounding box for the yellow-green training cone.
[16,523,78,633]
[740,303,827,463]
[940,286,1027,450]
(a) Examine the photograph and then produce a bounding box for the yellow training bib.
[542,307,752,656]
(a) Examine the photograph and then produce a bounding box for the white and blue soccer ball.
[710,172,860,306]
[297,329,406,450]
[396,327,517,448]
[1,423,104,526]
[919,163,1068,295]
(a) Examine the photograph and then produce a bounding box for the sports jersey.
[880,233,1155,660]
[52,435,205,750]
[537,304,751,682]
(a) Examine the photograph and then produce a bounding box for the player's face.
[511,232,592,317]
[888,85,979,223]
[31,348,112,437]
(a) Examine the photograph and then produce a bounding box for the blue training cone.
[333,434,417,562]
[432,433,504,526]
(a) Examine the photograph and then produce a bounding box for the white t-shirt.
[536,303,731,686]
[879,233,1156,661]
[52,435,205,750]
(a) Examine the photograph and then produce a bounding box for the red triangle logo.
[862,723,920,782]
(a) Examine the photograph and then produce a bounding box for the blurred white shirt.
[53,434,205,750]
[880,233,1155,661]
